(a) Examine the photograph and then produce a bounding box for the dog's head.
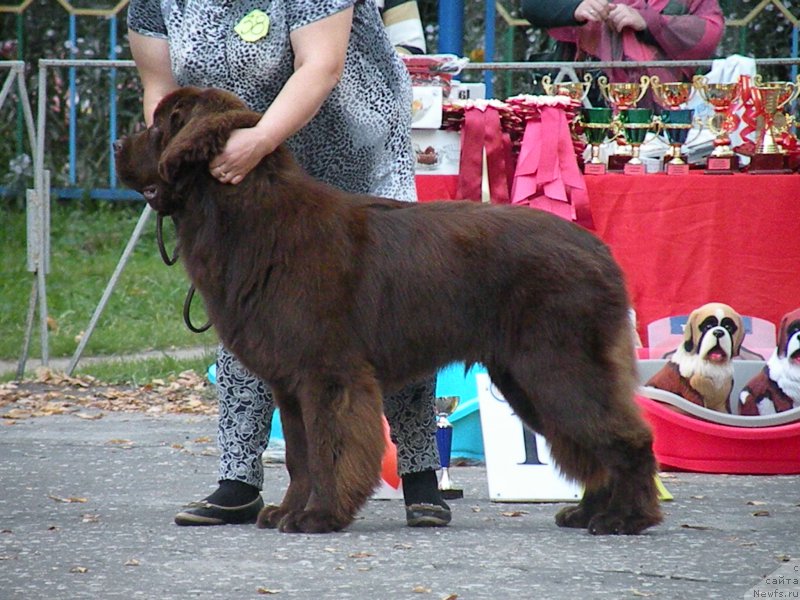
[776,307,800,363]
[114,86,260,214]
[681,302,744,363]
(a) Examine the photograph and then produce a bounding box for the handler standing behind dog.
[127,0,451,527]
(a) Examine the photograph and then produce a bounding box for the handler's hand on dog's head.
[209,127,270,185]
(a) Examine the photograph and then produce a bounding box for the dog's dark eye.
[720,317,738,335]
[699,316,718,333]
[788,321,800,337]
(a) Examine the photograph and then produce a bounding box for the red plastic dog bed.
[636,394,800,474]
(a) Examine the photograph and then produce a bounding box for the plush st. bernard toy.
[646,302,745,413]
[739,308,800,415]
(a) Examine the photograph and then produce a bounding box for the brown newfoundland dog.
[115,87,662,535]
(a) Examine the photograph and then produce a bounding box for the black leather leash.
[156,214,211,333]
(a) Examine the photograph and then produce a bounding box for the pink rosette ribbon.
[456,100,514,204]
[508,95,594,229]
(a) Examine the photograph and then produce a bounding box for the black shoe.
[174,495,264,526]
[405,503,452,527]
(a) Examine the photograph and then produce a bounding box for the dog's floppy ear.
[158,110,262,184]
[775,308,800,358]
[682,311,698,353]
[729,311,745,357]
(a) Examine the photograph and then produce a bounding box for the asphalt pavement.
[1,411,799,600]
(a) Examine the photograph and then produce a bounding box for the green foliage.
[0,202,218,362]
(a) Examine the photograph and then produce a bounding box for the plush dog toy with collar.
[739,308,800,416]
[646,302,745,413]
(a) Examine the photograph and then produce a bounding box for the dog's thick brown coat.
[115,87,662,535]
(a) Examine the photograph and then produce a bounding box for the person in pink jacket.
[522,0,725,85]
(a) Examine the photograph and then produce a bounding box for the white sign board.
[476,373,582,502]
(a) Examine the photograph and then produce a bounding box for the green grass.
[1,201,218,381]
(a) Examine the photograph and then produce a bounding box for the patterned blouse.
[127,0,416,201]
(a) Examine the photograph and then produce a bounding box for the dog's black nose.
[113,138,126,154]
[713,329,724,338]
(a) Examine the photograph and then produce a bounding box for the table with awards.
[412,67,800,343]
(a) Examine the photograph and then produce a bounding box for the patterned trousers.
[216,346,441,489]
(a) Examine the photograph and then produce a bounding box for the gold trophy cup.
[597,74,651,109]
[541,73,593,103]
[597,75,651,170]
[748,75,800,173]
[579,107,614,175]
[650,77,696,174]
[692,75,741,172]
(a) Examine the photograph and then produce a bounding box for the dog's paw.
[586,511,659,535]
[278,509,346,534]
[255,504,285,529]
[554,505,592,529]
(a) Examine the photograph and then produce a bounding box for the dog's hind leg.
[488,336,662,535]
[256,389,312,529]
[277,368,385,534]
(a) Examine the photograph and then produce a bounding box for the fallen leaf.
[394,543,413,550]
[81,514,100,523]
[48,494,88,504]
[256,587,282,595]
[441,595,459,600]
[70,566,88,573]
[747,500,767,506]
[124,559,140,567]
[193,436,212,443]
[631,590,655,597]
[752,510,771,517]
[501,510,528,517]
[74,412,103,420]
[680,523,712,530]
[2,409,32,420]
[349,551,374,559]
[412,586,431,593]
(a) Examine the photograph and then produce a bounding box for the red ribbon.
[456,105,513,203]
[510,105,594,229]
[737,75,761,151]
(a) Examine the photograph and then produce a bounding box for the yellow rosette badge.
[235,9,270,42]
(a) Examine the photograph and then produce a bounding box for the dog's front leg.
[256,390,311,530]
[277,372,385,534]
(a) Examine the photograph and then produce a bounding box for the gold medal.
[235,9,270,43]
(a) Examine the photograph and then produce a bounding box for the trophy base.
[748,153,792,174]
[608,154,632,172]
[623,162,646,175]
[705,155,739,174]
[665,162,690,176]
[583,162,606,175]
[440,487,464,500]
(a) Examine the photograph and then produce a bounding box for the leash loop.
[156,214,180,266]
[183,284,212,333]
